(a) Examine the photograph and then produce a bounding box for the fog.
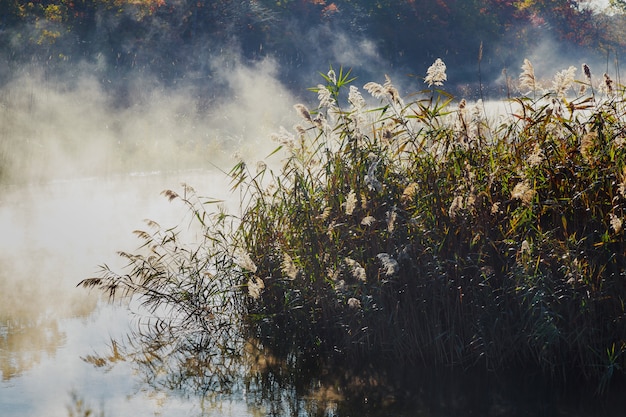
[0,48,304,410]
[0,10,397,393]
[0,56,303,185]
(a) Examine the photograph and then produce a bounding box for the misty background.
[1,0,626,184]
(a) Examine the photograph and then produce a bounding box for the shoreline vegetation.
[81,59,626,411]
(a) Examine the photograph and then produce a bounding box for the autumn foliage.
[0,0,622,92]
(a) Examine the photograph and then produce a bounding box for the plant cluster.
[239,62,626,385]
[82,59,626,392]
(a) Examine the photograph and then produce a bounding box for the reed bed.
[81,59,626,393]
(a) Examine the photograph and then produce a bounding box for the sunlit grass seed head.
[326,268,340,283]
[552,66,577,99]
[424,58,447,87]
[294,103,313,123]
[317,84,336,109]
[471,100,483,120]
[281,252,299,280]
[467,100,485,144]
[544,119,568,141]
[400,182,419,205]
[580,132,597,163]
[376,253,399,276]
[519,58,539,94]
[271,126,296,149]
[344,189,357,215]
[384,74,404,107]
[319,206,332,221]
[511,180,535,206]
[527,143,545,167]
[548,97,564,118]
[327,69,337,85]
[348,85,366,110]
[363,81,387,100]
[353,267,366,282]
[256,161,267,174]
[347,297,361,309]
[466,191,476,211]
[234,248,258,274]
[361,215,376,226]
[609,213,623,234]
[247,276,265,300]
[448,195,464,219]
[327,221,337,239]
[295,124,307,137]
[602,73,615,97]
[312,112,328,129]
[583,63,592,81]
[579,63,593,96]
[344,258,366,282]
[520,239,531,255]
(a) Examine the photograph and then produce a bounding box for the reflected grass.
[67,391,105,417]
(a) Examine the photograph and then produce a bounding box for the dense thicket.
[0,0,624,94]
[80,59,626,406]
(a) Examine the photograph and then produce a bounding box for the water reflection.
[0,172,238,416]
[1,315,66,381]
[81,304,626,417]
[0,183,99,381]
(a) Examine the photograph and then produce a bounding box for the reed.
[81,59,626,392]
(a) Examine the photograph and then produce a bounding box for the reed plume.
[553,66,576,98]
[519,58,539,95]
[424,58,447,87]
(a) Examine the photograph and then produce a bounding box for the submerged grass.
[81,60,626,395]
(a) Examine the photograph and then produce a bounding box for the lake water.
[0,170,260,417]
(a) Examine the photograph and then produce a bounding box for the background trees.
[0,0,622,95]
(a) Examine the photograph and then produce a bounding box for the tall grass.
[81,60,626,393]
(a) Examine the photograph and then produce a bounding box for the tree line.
[0,0,624,93]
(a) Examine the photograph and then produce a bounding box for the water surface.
[0,171,253,417]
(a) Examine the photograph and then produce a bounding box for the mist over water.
[0,7,380,410]
[0,47,302,415]
[0,51,299,360]
[0,170,239,415]
[0,56,301,185]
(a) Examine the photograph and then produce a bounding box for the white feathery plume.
[519,58,539,93]
[553,66,576,98]
[424,58,447,87]
[376,253,399,276]
[344,189,357,215]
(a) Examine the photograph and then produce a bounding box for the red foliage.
[322,3,338,16]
